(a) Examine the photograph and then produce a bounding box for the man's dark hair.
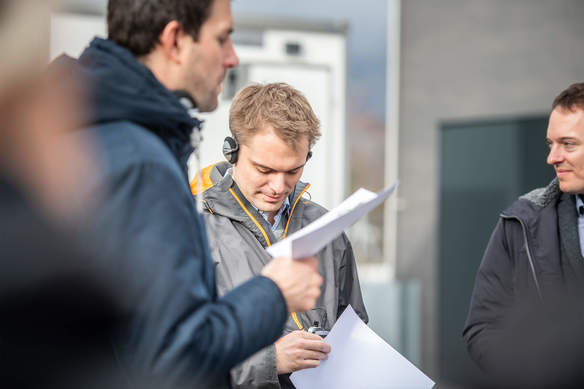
[552,82,584,112]
[107,0,214,56]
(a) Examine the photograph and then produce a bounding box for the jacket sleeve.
[462,218,516,373]
[90,160,288,387]
[337,233,369,323]
[230,345,280,389]
[204,216,282,389]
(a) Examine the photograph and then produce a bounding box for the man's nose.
[547,145,563,165]
[224,39,239,69]
[269,174,286,194]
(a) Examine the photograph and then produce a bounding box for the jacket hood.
[193,162,312,246]
[520,178,561,208]
[76,37,202,168]
[502,178,561,221]
[199,161,310,219]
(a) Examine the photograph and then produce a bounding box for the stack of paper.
[290,306,435,389]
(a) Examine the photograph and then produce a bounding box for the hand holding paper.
[261,256,322,312]
[275,330,330,374]
[290,306,435,389]
[267,182,399,259]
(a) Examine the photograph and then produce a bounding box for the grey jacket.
[200,162,369,388]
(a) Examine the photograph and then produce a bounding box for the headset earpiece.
[222,136,239,164]
[223,136,311,164]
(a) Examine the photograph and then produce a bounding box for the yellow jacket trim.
[227,184,309,331]
[190,164,216,195]
[228,188,272,247]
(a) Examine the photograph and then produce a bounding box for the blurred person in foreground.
[464,83,584,388]
[0,1,135,387]
[191,83,368,388]
[66,0,323,387]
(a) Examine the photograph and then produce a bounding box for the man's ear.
[158,20,186,64]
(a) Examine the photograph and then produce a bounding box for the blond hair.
[229,82,321,150]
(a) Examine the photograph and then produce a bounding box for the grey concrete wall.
[398,0,584,379]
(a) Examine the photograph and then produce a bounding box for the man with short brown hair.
[193,82,368,388]
[72,1,323,387]
[464,83,584,387]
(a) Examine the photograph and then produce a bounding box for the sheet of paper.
[290,306,435,389]
[266,182,398,259]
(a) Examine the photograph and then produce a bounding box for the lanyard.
[229,184,312,330]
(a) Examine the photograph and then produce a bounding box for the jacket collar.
[201,162,311,247]
[76,37,202,175]
[501,178,564,298]
[502,178,561,223]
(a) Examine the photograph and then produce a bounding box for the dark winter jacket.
[463,178,584,388]
[71,37,288,388]
[0,174,133,388]
[194,162,368,388]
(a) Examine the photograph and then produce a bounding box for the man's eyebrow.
[558,137,579,142]
[252,161,306,172]
[546,136,579,142]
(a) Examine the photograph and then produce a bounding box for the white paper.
[290,306,435,389]
[267,182,398,259]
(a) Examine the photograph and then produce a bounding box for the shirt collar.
[258,197,290,230]
[575,195,584,216]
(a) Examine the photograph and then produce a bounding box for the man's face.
[180,0,238,112]
[546,106,584,194]
[232,125,310,218]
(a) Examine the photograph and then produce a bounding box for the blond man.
[192,83,368,388]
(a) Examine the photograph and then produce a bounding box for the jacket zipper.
[283,183,311,239]
[228,185,308,330]
[501,214,543,301]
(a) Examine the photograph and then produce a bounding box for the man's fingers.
[297,358,322,369]
[299,300,316,312]
[304,340,331,353]
[315,341,331,353]
[297,334,331,353]
[313,273,323,287]
[298,256,318,271]
[302,350,329,361]
[299,331,324,340]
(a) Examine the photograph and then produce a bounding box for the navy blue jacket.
[463,179,584,387]
[73,38,287,387]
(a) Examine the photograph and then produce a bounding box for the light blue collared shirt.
[575,195,584,257]
[258,197,290,232]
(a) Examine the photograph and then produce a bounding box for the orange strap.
[284,185,311,330]
[228,188,272,247]
[291,312,304,330]
[229,186,313,330]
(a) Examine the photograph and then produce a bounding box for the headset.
[222,136,312,164]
